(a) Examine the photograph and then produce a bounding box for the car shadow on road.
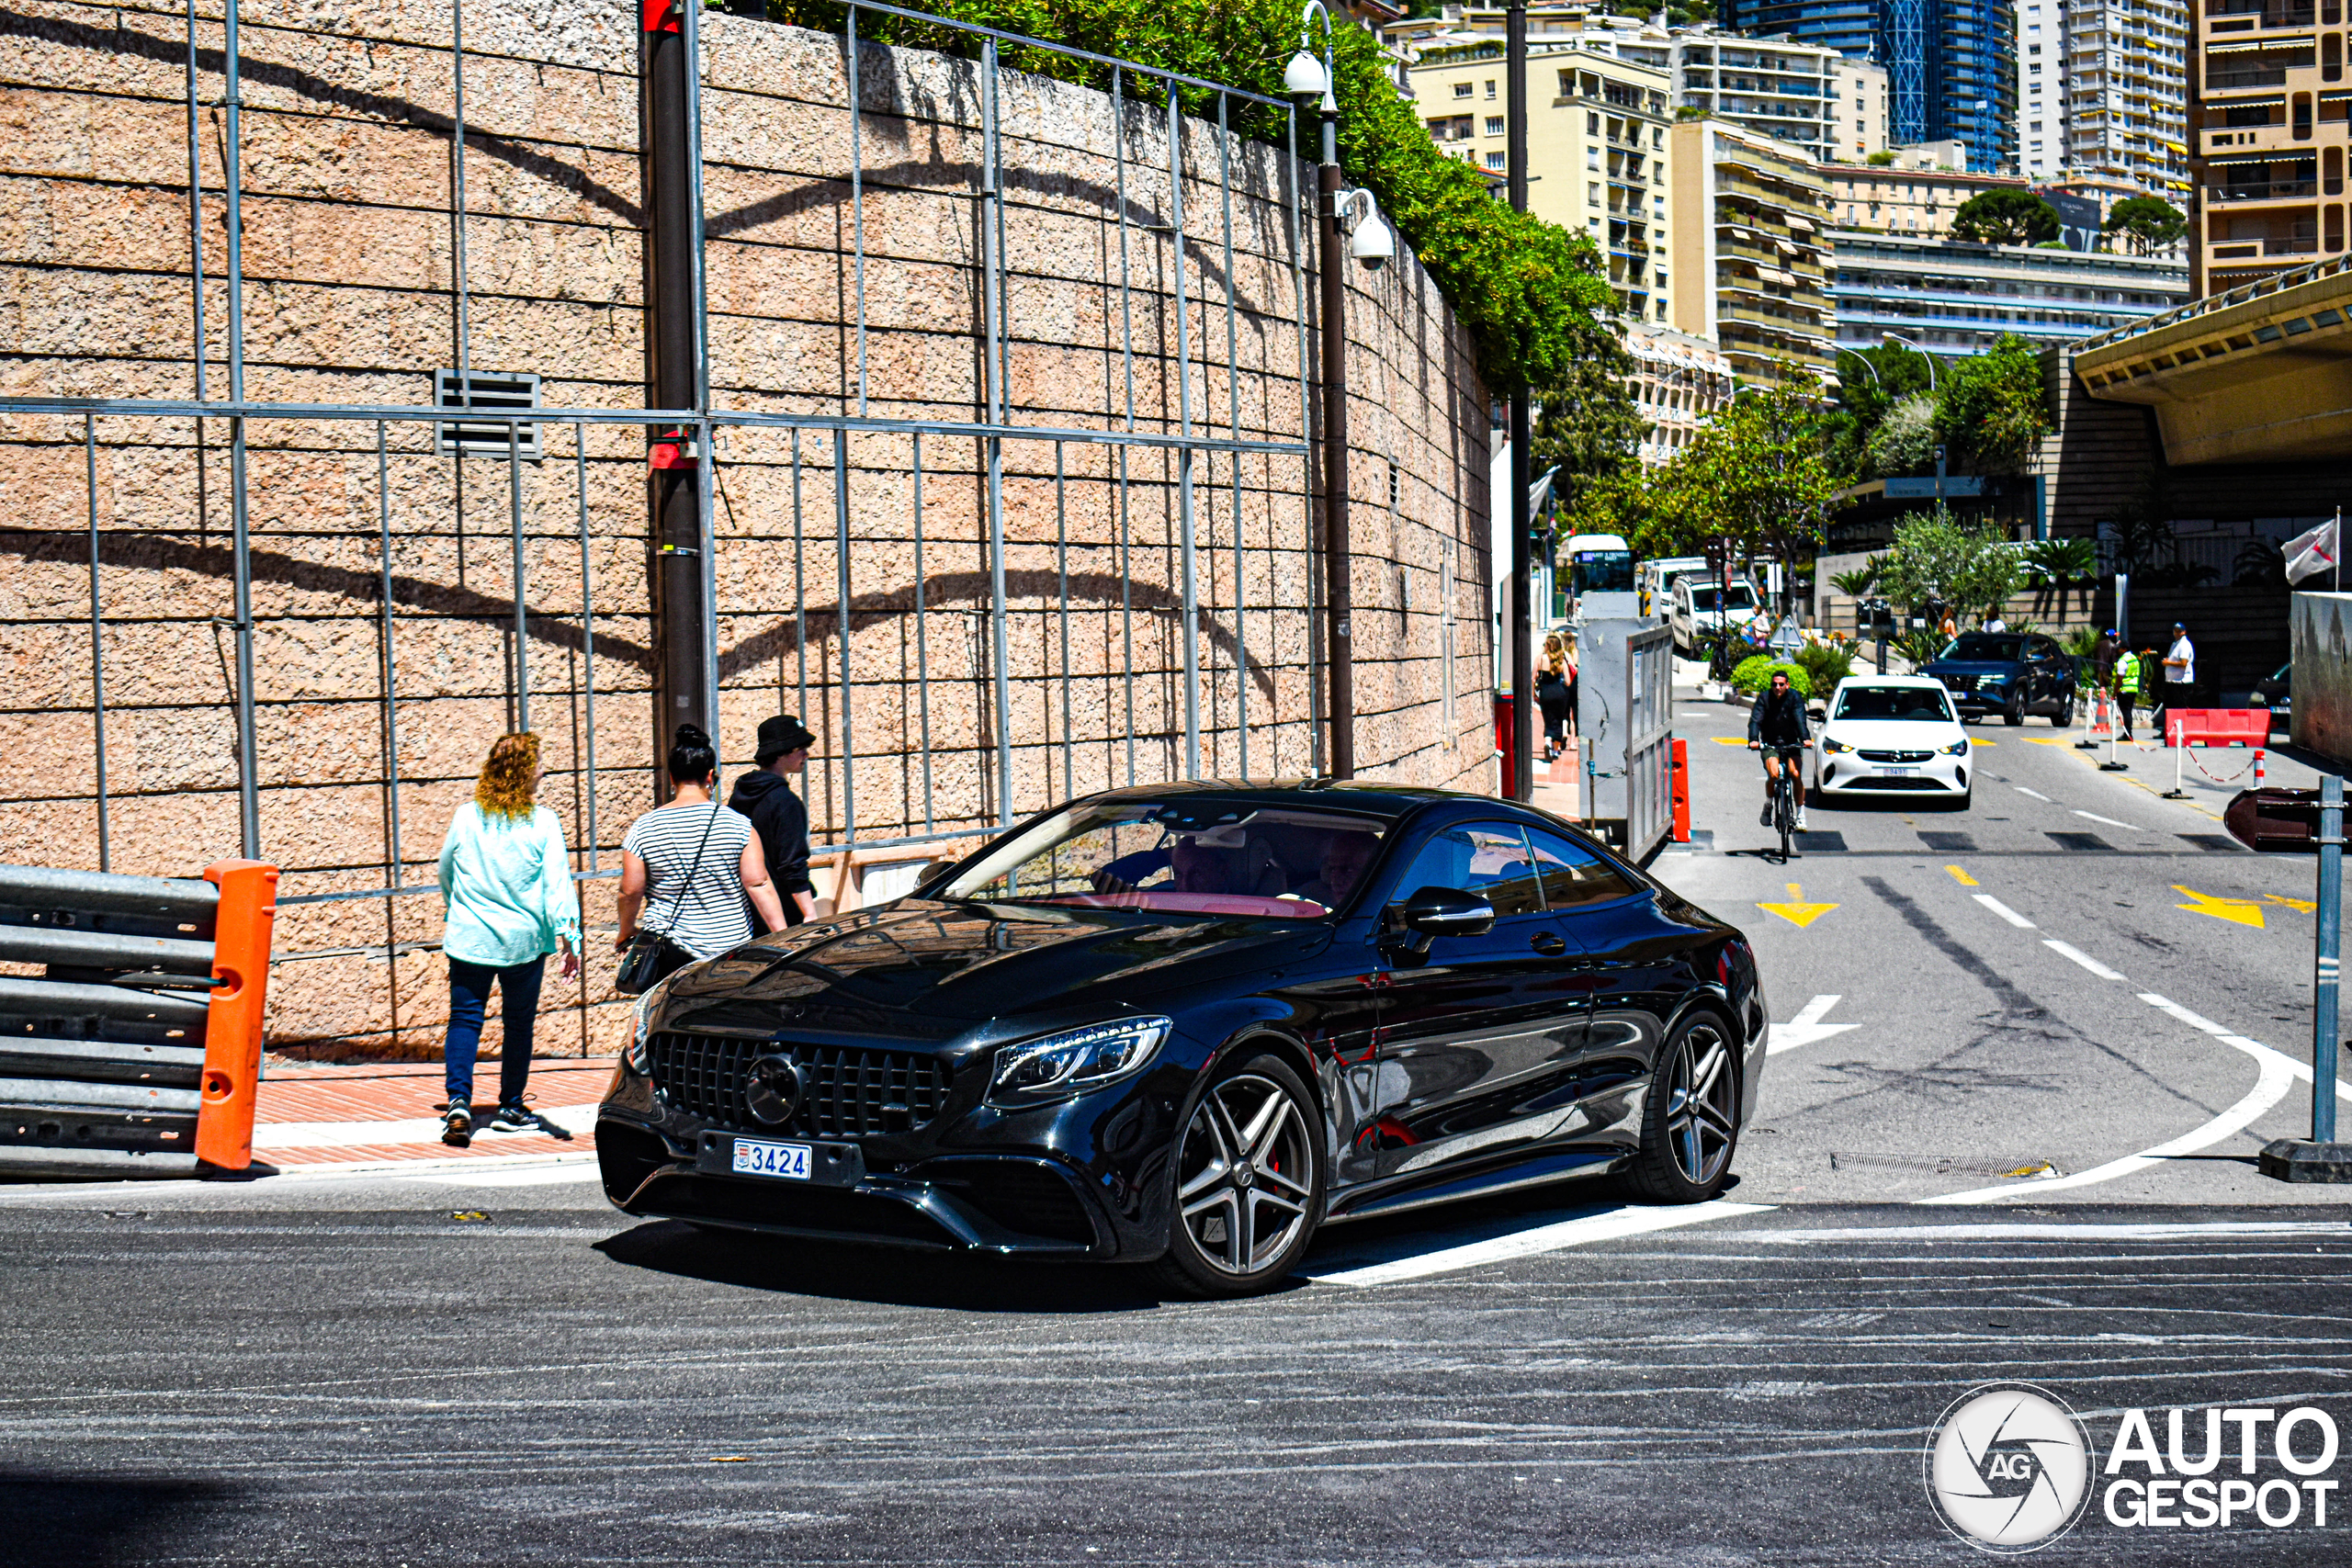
[593,1219,1307,1313]
[0,1469,238,1568]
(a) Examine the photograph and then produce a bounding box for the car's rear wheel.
[1621,1012,1740,1203]
[1151,1053,1323,1297]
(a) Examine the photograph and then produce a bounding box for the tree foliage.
[1528,319,1645,516]
[1874,506,2022,616]
[1933,333,2052,474]
[1867,396,1937,478]
[763,0,1611,391]
[1950,188,2062,246]
[2105,196,2187,256]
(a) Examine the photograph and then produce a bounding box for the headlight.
[1939,739,1970,756]
[1820,737,1852,754]
[988,1016,1172,1107]
[1980,673,2008,685]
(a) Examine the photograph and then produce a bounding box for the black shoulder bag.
[615,804,719,996]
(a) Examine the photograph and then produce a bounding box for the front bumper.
[594,1049,1182,1259]
[1816,750,1969,795]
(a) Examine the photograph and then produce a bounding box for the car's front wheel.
[2052,691,2075,728]
[1622,1012,1741,1203]
[2003,689,2026,727]
[1151,1053,1324,1297]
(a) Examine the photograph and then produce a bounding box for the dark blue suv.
[1920,632,2078,727]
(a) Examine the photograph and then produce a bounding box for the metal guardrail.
[0,862,277,1179]
[2074,251,2352,353]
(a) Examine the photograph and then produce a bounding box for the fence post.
[2260,773,2350,1181]
[194,859,278,1170]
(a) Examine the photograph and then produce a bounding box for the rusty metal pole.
[1317,92,1353,780]
[1507,0,1533,803]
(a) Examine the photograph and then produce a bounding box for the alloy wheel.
[1173,1072,1315,1277]
[1664,1024,1737,1188]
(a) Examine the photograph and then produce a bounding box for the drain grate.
[2046,831,2112,852]
[2178,833,2240,852]
[1793,830,1848,852]
[1918,831,1976,852]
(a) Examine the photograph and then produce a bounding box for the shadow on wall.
[2292,592,2352,764]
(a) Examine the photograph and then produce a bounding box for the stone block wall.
[0,0,1495,1055]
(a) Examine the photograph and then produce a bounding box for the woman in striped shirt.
[616,725,788,984]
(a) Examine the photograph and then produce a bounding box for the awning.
[1763,266,1799,287]
[1786,213,1818,231]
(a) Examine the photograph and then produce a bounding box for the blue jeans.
[444,955,547,1108]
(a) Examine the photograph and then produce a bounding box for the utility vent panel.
[434,370,542,459]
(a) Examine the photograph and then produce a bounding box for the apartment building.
[1410,38,1678,321]
[2018,0,2191,194]
[1828,231,2188,351]
[1670,118,1840,387]
[1624,325,1736,463]
[2188,0,2352,292]
[1836,57,1892,160]
[1390,8,1857,166]
[1824,144,2031,235]
[1719,0,2020,170]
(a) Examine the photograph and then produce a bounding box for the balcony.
[2204,66,2295,89]
[2205,2,2316,32]
[2205,177,2321,202]
[2207,236,2321,258]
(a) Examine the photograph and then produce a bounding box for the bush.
[1793,640,1853,693]
[1731,656,1811,698]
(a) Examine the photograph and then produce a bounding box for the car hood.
[658,897,1329,1036]
[1821,718,1964,748]
[1922,660,2025,678]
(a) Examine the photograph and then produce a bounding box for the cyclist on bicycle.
[1747,667,1810,830]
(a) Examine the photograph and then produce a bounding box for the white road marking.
[402,1163,603,1188]
[1303,1201,1774,1286]
[2140,993,2352,1103]
[1768,995,1860,1055]
[1973,894,2037,928]
[2043,940,2127,980]
[1917,1050,2297,1204]
[2075,810,2143,830]
[2014,786,2053,801]
[1751,1221,2352,1244]
[252,1102,601,1150]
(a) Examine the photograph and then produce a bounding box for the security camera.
[1340,188,1395,271]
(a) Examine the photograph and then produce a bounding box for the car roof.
[1083,778,1476,822]
[1831,674,1948,690]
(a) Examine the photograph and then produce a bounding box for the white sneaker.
[1794,809,1809,830]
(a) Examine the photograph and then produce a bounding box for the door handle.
[1530,931,1566,956]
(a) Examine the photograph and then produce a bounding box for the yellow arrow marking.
[2172,886,2267,929]
[1946,864,1978,886]
[2266,893,2319,913]
[1758,883,1839,929]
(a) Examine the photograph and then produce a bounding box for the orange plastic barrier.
[195,860,279,1170]
[2165,709,2271,749]
[1670,738,1691,842]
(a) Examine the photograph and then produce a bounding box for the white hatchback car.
[1814,675,1973,809]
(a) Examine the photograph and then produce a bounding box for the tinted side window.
[1524,826,1638,910]
[1388,824,1544,918]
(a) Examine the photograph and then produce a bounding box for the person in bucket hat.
[727,714,818,928]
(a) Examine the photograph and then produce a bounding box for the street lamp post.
[1507,0,1533,804]
[1288,6,1353,778]
[1882,332,1936,391]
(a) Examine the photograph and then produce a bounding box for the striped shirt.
[621,802,757,960]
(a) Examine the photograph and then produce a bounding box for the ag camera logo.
[1925,1382,2095,1553]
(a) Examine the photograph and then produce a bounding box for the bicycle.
[1756,744,1802,862]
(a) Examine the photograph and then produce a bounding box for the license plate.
[1881,766,1918,776]
[729,1138,811,1180]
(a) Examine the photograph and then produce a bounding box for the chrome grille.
[1858,749,1936,763]
[647,1032,953,1139]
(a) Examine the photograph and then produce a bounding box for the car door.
[2031,637,2067,711]
[1523,825,1685,1156]
[1369,822,1593,1181]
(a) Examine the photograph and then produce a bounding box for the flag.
[2285,513,2340,585]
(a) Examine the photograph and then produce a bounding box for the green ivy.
[762,0,1612,390]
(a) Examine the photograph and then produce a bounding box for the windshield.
[937,800,1389,919]
[1571,549,1635,594]
[1942,634,2025,661]
[1835,685,1955,722]
[1686,584,1757,612]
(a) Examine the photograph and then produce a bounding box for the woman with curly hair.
[435,732,582,1146]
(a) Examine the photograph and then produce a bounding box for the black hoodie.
[727,768,813,928]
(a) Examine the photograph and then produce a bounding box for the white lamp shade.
[1283,50,1329,99]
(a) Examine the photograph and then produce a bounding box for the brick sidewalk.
[254,1057,615,1169]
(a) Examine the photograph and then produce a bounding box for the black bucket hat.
[754,713,817,765]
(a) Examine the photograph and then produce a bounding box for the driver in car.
[1296,831,1380,909]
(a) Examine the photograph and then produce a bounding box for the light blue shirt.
[437,803,582,969]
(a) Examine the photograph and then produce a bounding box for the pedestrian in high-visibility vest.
[2110,645,2141,742]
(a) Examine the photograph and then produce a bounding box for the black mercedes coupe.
[597,782,1768,1296]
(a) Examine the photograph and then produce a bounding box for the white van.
[1668,577,1762,654]
[1637,556,1710,618]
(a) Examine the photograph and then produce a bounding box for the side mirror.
[1399,886,1495,938]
